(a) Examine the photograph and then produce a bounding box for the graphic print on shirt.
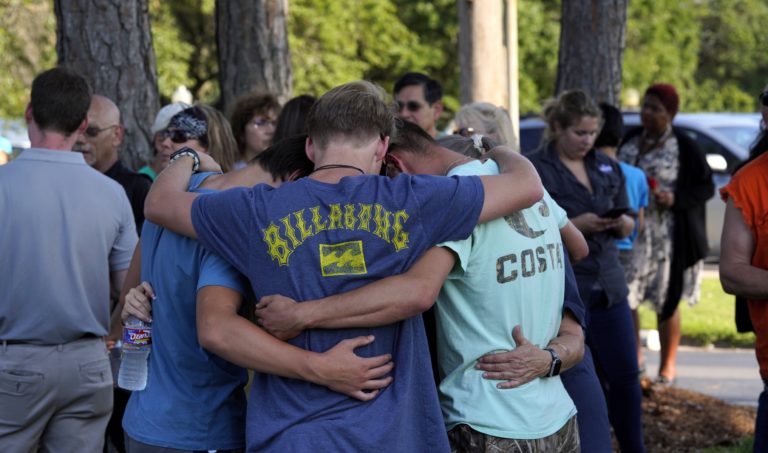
[320,241,367,276]
[504,197,552,239]
[262,202,410,266]
[497,197,563,283]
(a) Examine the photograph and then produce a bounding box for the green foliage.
[623,0,701,110]
[695,0,768,111]
[517,0,561,115]
[0,0,56,118]
[289,0,439,104]
[390,0,458,114]
[149,0,196,103]
[638,278,756,348]
[701,437,754,453]
[149,0,218,103]
[1,0,766,121]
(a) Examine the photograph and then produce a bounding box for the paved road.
[644,345,761,407]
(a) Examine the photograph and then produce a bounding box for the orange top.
[721,152,768,379]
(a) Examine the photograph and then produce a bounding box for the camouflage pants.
[448,416,579,453]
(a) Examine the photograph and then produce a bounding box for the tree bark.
[216,0,292,115]
[555,0,627,105]
[55,0,160,170]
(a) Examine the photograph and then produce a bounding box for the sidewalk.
[644,345,761,407]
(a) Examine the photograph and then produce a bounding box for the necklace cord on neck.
[311,164,365,175]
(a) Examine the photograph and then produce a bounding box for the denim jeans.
[587,290,645,453]
[561,346,613,453]
[754,384,768,452]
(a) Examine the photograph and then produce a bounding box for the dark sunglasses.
[159,129,200,144]
[84,125,118,138]
[760,91,768,107]
[453,127,475,137]
[396,100,425,113]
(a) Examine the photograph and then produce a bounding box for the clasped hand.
[475,326,551,389]
[255,294,304,340]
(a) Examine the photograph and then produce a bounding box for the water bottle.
[118,316,152,391]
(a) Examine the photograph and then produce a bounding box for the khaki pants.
[0,337,113,453]
[448,416,580,453]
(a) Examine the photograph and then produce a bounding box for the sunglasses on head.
[760,92,768,107]
[159,129,200,144]
[396,100,425,113]
[84,125,118,138]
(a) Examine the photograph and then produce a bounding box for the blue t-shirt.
[123,173,248,451]
[191,174,484,452]
[615,161,649,250]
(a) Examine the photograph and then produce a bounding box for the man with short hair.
[0,67,137,452]
[256,123,584,452]
[75,94,151,234]
[393,72,445,137]
[144,80,543,451]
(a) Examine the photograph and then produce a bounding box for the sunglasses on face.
[396,100,425,113]
[84,125,118,138]
[760,92,768,107]
[159,129,200,144]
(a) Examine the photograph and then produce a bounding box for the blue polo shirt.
[527,143,630,308]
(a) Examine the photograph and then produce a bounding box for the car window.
[678,127,739,172]
[712,126,761,151]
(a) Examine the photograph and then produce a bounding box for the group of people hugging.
[13,66,768,453]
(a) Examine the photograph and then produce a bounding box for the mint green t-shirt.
[437,159,576,439]
[138,165,157,181]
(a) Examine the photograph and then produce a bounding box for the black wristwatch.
[170,147,200,172]
[544,347,562,377]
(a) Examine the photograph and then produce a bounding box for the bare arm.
[720,199,768,298]
[477,146,544,223]
[256,247,456,340]
[475,311,584,389]
[637,206,645,233]
[559,221,588,262]
[144,156,201,238]
[197,285,394,401]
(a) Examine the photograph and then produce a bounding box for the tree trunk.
[54,0,160,170]
[216,0,291,115]
[458,0,508,107]
[555,0,627,105]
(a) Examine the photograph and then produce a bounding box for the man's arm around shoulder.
[477,146,543,223]
[197,285,394,401]
[144,153,220,238]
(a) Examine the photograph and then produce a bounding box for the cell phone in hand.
[602,207,629,219]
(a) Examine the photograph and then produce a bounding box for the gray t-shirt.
[0,148,137,343]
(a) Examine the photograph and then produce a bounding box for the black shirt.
[527,142,630,308]
[105,160,152,235]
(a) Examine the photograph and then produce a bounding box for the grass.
[638,278,756,348]
[701,437,753,452]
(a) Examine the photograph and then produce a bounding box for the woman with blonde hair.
[528,90,645,453]
[453,102,516,146]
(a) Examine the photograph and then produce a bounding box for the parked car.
[519,112,763,261]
